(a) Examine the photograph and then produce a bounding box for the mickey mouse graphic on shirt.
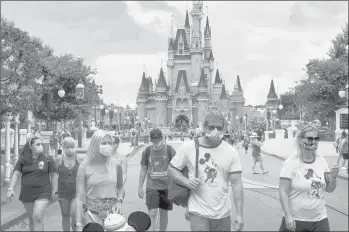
[304,169,325,199]
[38,161,45,170]
[199,153,218,187]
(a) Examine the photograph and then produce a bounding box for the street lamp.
[279,104,283,110]
[75,80,85,148]
[58,89,65,98]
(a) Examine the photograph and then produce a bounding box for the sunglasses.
[207,126,224,131]
[303,137,320,143]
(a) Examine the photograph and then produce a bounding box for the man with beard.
[168,111,244,231]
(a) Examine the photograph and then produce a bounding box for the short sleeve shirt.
[279,156,330,221]
[140,144,176,190]
[170,140,242,219]
[15,153,57,188]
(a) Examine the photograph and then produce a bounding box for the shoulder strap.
[194,138,199,178]
[145,146,151,160]
[166,145,171,159]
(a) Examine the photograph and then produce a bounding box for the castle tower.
[136,72,149,122]
[265,79,279,130]
[190,0,204,83]
[155,68,168,127]
[212,69,222,104]
[219,84,229,115]
[166,38,175,88]
[184,10,190,46]
[230,75,245,125]
[196,68,210,124]
[148,77,153,94]
[204,16,212,59]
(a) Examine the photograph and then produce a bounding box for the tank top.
[85,159,119,199]
[58,158,79,198]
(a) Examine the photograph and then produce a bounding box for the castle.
[136,1,245,131]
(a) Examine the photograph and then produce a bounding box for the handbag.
[168,138,199,207]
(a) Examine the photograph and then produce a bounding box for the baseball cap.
[150,128,163,142]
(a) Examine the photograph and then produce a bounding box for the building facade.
[136,1,245,130]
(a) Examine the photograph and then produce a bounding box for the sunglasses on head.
[303,137,320,143]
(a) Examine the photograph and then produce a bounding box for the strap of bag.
[194,138,199,178]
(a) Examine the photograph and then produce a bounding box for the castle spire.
[214,69,222,84]
[168,38,174,51]
[267,79,278,99]
[204,16,211,38]
[236,75,242,91]
[198,68,208,88]
[157,67,167,88]
[220,84,228,99]
[139,72,149,91]
[184,10,190,28]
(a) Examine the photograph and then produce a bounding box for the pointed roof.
[220,84,228,99]
[173,29,190,50]
[184,10,190,28]
[157,68,167,88]
[175,70,190,92]
[214,69,222,84]
[168,38,174,51]
[236,75,242,91]
[139,72,149,91]
[267,79,278,99]
[204,16,211,37]
[198,68,208,88]
[209,50,214,60]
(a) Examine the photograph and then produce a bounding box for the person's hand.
[6,189,15,201]
[184,208,190,221]
[330,165,339,179]
[112,202,123,215]
[186,177,200,190]
[285,216,296,231]
[51,192,58,202]
[138,188,144,199]
[232,215,244,231]
[75,224,84,232]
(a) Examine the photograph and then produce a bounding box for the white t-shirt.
[170,140,242,219]
[279,156,330,221]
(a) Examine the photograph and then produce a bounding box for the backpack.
[168,138,199,207]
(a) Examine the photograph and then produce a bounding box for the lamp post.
[272,109,277,130]
[75,80,85,148]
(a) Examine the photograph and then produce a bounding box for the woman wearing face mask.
[55,137,79,231]
[75,130,124,231]
[6,136,58,231]
[279,120,339,232]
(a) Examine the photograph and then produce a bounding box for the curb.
[257,147,348,181]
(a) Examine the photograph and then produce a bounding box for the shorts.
[342,153,349,160]
[279,217,330,232]
[145,189,173,211]
[189,214,231,231]
[19,184,51,202]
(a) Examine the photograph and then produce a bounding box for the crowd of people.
[5,110,341,232]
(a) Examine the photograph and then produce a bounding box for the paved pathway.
[2,140,348,231]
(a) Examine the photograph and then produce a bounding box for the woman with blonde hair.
[279,120,339,232]
[75,130,124,231]
[55,136,80,231]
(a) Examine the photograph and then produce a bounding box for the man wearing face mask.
[138,128,176,231]
[168,111,244,231]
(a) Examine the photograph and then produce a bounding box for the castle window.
[179,49,183,55]
[196,42,199,48]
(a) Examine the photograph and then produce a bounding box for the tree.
[0,17,51,116]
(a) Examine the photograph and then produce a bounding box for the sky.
[1,1,348,107]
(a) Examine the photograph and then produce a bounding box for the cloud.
[1,1,347,107]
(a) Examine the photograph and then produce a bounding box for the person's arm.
[121,155,128,185]
[279,159,294,220]
[138,149,148,191]
[8,158,23,191]
[48,156,59,199]
[167,143,191,187]
[75,164,87,230]
[324,158,337,193]
[115,161,125,213]
[228,149,244,219]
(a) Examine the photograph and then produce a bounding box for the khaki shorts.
[189,213,231,231]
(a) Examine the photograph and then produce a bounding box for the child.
[243,139,249,154]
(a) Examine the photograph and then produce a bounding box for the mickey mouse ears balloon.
[128,211,151,231]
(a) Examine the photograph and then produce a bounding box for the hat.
[249,132,259,138]
[150,128,163,142]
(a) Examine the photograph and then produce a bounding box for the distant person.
[336,131,347,167]
[62,128,71,140]
[250,132,268,174]
[279,120,338,232]
[338,131,348,170]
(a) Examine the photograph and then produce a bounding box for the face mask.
[300,141,318,151]
[36,147,43,154]
[99,145,113,156]
[206,128,223,140]
[64,149,75,156]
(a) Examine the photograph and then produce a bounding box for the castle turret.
[204,16,212,59]
[136,72,149,122]
[219,84,229,114]
[212,69,222,103]
[197,68,209,125]
[184,10,190,45]
[167,38,175,88]
[148,77,153,94]
[265,79,279,107]
[155,68,168,127]
[230,75,245,125]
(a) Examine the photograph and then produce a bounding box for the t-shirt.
[14,153,57,188]
[140,144,176,190]
[279,156,330,221]
[170,140,242,219]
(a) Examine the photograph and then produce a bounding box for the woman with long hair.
[6,136,58,231]
[55,137,80,231]
[75,130,124,231]
[279,120,339,232]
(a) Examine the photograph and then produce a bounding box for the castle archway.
[174,115,190,132]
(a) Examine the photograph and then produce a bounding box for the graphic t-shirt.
[170,140,242,219]
[279,156,330,221]
[140,145,176,190]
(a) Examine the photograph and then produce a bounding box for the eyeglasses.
[303,137,320,143]
[207,126,224,131]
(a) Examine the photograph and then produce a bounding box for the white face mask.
[99,144,113,156]
[35,147,43,154]
[206,128,224,140]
